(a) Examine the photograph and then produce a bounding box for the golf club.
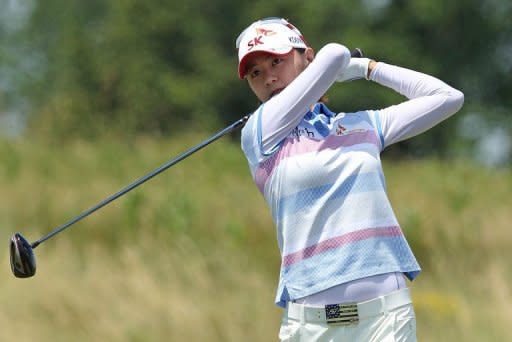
[9,48,363,278]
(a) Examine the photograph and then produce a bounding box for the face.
[244,48,314,102]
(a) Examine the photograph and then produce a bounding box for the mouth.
[269,88,285,99]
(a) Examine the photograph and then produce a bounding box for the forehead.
[245,51,274,70]
[244,51,293,74]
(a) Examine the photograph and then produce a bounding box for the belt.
[286,288,412,325]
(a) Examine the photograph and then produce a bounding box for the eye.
[249,69,260,79]
[272,57,284,66]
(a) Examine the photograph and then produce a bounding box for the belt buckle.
[325,303,359,325]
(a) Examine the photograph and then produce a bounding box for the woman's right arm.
[258,43,351,154]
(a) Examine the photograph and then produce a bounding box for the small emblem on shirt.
[336,124,347,135]
[336,123,367,136]
[292,127,315,138]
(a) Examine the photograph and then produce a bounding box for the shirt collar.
[311,102,336,117]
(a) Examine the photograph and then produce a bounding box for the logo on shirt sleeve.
[336,123,366,136]
[336,124,347,135]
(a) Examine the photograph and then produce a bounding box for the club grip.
[351,48,363,58]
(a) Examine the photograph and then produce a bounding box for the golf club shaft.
[31,115,249,249]
[31,48,363,249]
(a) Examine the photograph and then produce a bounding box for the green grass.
[0,135,510,341]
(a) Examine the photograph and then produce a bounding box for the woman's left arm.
[367,62,464,148]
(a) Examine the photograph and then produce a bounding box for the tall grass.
[0,135,510,341]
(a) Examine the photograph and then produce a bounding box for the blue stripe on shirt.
[276,235,420,307]
[373,110,385,150]
[275,172,384,220]
[257,103,283,157]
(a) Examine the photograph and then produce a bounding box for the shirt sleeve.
[258,43,351,154]
[368,62,464,148]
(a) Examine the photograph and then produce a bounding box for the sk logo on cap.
[247,28,277,51]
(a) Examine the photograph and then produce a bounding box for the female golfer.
[236,17,463,341]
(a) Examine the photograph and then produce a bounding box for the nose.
[264,71,277,87]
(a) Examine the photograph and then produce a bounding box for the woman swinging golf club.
[236,17,464,341]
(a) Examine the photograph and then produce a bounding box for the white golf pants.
[279,288,417,342]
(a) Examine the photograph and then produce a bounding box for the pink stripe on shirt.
[282,226,403,267]
[255,130,380,193]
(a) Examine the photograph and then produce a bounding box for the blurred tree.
[1,0,510,159]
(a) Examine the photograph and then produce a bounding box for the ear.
[305,47,315,63]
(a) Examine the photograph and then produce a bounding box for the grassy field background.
[0,134,510,341]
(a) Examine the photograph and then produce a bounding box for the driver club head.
[10,233,36,278]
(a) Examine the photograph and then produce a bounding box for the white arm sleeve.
[259,43,351,153]
[369,62,464,148]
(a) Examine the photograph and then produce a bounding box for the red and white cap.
[236,18,308,79]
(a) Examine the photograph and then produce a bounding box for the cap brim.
[238,47,294,79]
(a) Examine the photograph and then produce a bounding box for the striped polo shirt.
[241,102,421,308]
